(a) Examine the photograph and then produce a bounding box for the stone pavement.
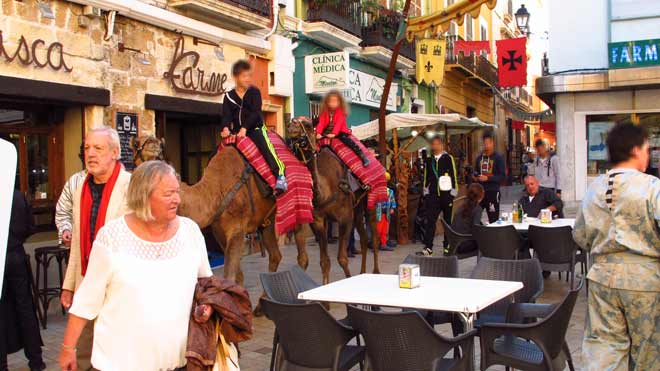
[8,237,587,371]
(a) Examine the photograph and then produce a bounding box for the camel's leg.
[293,225,309,269]
[223,233,245,284]
[310,216,331,285]
[366,208,381,274]
[354,206,369,274]
[337,221,352,278]
[262,226,283,273]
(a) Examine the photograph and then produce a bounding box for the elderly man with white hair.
[60,126,131,369]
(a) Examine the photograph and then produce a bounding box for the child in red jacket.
[315,90,370,166]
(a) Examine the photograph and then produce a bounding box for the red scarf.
[79,162,121,275]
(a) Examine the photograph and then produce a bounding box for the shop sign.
[0,30,72,72]
[608,38,660,69]
[348,69,397,111]
[304,51,350,94]
[116,112,138,171]
[164,37,229,97]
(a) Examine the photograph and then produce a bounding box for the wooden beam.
[0,76,110,106]
[144,94,222,116]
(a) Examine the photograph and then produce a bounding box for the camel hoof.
[253,303,265,317]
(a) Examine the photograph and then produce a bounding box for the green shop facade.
[293,39,436,128]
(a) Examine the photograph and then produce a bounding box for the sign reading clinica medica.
[348,69,398,111]
[609,38,660,69]
[305,51,350,93]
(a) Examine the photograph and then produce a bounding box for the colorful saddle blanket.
[318,134,388,210]
[221,133,313,235]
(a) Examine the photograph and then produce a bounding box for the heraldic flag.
[416,39,447,85]
[496,37,527,87]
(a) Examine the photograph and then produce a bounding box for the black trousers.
[422,194,453,250]
[480,190,501,223]
[336,133,367,160]
[0,249,44,370]
[246,127,283,178]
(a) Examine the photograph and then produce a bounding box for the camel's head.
[131,135,165,166]
[287,116,317,162]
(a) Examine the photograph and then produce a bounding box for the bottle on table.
[517,202,524,223]
[512,202,519,223]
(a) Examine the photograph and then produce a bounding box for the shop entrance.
[0,104,66,230]
[156,111,222,185]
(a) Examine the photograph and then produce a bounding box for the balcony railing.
[362,8,415,60]
[223,0,271,17]
[445,35,498,87]
[307,0,363,37]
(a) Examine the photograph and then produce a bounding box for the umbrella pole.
[378,0,412,166]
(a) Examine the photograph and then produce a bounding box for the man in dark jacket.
[519,175,563,218]
[0,191,45,371]
[221,60,287,192]
[420,136,457,256]
[473,133,505,223]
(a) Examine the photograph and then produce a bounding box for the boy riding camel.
[221,60,288,192]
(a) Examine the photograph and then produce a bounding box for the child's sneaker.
[275,175,288,193]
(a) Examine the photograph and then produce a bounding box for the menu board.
[115,112,138,171]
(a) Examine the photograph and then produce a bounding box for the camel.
[130,135,165,167]
[287,117,381,284]
[132,135,309,285]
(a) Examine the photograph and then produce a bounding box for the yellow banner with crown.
[415,39,446,86]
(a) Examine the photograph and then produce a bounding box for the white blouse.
[69,216,213,371]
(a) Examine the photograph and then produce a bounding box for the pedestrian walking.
[533,139,561,196]
[376,173,396,251]
[473,133,505,223]
[420,135,457,256]
[60,126,132,369]
[0,191,46,371]
[574,123,660,371]
[59,161,216,371]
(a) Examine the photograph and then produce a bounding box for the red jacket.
[316,108,351,136]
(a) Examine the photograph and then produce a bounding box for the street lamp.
[515,4,530,36]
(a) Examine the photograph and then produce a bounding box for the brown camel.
[176,146,309,284]
[130,135,165,167]
[288,117,380,284]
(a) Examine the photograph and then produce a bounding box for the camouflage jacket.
[573,168,660,291]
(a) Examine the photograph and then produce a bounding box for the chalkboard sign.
[115,112,138,171]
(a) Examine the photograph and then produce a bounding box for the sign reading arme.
[305,51,350,94]
[0,30,72,72]
[609,38,660,69]
[164,37,228,97]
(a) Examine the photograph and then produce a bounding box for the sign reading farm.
[609,38,660,69]
[304,51,350,93]
[348,69,398,111]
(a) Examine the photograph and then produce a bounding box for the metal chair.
[470,258,544,326]
[528,225,579,288]
[440,219,478,260]
[479,281,583,371]
[260,298,365,371]
[348,305,477,371]
[473,224,525,260]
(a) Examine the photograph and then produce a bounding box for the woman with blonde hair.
[59,160,213,371]
[315,89,370,166]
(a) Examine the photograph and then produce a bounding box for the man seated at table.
[519,175,564,218]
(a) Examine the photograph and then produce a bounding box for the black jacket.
[8,190,34,251]
[221,86,263,132]
[424,153,457,198]
[474,152,505,192]
[519,188,564,218]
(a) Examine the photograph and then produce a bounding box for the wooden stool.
[34,245,69,329]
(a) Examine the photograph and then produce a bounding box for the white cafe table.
[298,273,523,330]
[487,217,575,231]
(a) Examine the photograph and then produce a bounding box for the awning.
[351,113,494,140]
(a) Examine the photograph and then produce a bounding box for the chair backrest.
[528,225,577,265]
[290,265,321,291]
[531,280,583,359]
[348,306,458,371]
[471,258,544,317]
[260,298,353,369]
[402,254,458,278]
[440,219,475,256]
[473,224,523,259]
[259,269,306,304]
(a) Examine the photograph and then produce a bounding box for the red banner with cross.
[497,37,527,87]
